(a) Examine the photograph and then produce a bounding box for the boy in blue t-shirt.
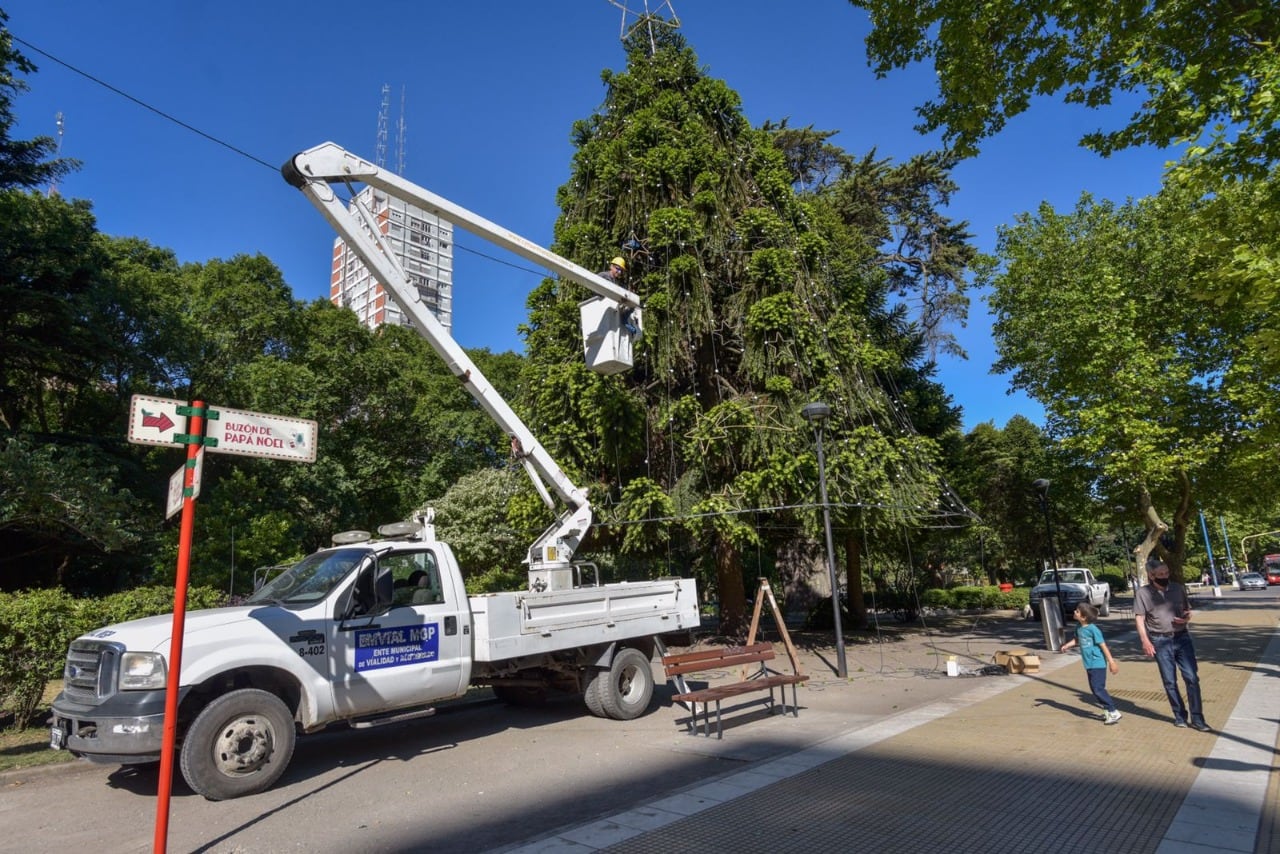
[1060,602,1121,724]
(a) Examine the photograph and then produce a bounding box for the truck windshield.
[246,548,367,606]
[1040,570,1085,584]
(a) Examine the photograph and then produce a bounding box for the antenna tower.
[395,85,406,175]
[608,0,679,53]
[47,111,64,197]
[375,84,390,169]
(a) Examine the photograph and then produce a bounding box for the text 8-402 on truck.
[1027,568,1111,619]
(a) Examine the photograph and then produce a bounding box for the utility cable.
[11,33,551,282]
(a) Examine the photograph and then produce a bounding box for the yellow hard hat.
[610,256,627,271]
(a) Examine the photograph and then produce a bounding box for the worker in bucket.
[597,256,638,336]
[598,255,627,282]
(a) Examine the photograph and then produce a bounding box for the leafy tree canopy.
[988,179,1280,568]
[850,0,1280,181]
[525,21,976,632]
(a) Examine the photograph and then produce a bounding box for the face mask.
[1151,576,1170,588]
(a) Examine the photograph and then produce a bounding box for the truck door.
[329,549,467,718]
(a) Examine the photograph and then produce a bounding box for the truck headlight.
[119,652,167,690]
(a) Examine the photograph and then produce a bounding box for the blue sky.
[6,1,1174,431]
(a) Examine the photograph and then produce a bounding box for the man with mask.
[1135,556,1211,731]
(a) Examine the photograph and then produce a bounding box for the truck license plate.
[49,726,65,750]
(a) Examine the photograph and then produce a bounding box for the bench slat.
[663,650,774,677]
[660,642,773,667]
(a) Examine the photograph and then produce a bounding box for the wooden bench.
[661,642,809,739]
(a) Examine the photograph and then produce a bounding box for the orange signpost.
[126,395,317,854]
[152,400,205,853]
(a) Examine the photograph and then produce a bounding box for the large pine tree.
[522,21,970,634]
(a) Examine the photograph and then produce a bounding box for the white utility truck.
[1027,568,1111,618]
[49,143,698,800]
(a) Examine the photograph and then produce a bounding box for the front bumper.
[49,686,189,764]
[1029,591,1087,611]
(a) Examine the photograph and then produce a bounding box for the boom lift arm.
[282,142,642,591]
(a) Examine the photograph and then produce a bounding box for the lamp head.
[801,402,831,423]
[1032,478,1050,496]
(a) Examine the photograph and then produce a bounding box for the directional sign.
[128,395,186,447]
[165,449,204,519]
[205,406,318,462]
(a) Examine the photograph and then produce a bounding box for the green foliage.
[0,588,83,726]
[0,190,113,433]
[1096,570,1129,594]
[92,585,228,626]
[521,22,974,635]
[920,585,1027,610]
[851,0,1280,182]
[0,584,224,727]
[988,183,1279,561]
[426,467,533,590]
[0,434,155,592]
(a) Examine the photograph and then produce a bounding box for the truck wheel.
[582,668,608,717]
[180,688,296,801]
[1099,596,1111,617]
[1029,605,1041,622]
[598,647,654,721]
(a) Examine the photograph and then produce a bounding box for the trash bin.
[1039,594,1065,651]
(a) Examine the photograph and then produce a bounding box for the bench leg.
[715,699,723,740]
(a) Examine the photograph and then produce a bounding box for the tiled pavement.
[500,597,1280,854]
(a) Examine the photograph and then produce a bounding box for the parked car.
[1028,568,1111,618]
[1238,572,1268,591]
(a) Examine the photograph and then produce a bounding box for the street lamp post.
[802,401,847,678]
[1033,478,1065,651]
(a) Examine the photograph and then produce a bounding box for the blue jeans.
[1086,667,1116,713]
[1153,632,1203,723]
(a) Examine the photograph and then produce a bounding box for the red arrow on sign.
[141,409,175,433]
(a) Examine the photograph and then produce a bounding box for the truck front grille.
[63,640,123,702]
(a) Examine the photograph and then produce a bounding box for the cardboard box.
[994,648,1041,674]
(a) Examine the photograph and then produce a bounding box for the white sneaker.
[1104,710,1122,725]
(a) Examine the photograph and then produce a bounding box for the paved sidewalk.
[501,597,1280,854]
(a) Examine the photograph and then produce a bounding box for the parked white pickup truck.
[1027,568,1111,618]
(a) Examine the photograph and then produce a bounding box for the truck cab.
[51,521,476,799]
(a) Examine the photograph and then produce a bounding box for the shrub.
[1097,571,1128,593]
[0,585,227,728]
[0,589,90,727]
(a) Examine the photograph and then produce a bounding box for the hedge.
[805,585,1030,628]
[0,585,226,729]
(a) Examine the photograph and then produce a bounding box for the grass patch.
[1,680,75,775]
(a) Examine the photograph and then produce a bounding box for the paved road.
[2,588,1274,853]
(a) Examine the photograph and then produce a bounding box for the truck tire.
[1099,595,1110,617]
[582,669,607,718]
[180,688,296,801]
[597,647,654,721]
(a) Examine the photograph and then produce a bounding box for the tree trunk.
[715,534,747,638]
[842,530,867,630]
[1134,471,1193,581]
